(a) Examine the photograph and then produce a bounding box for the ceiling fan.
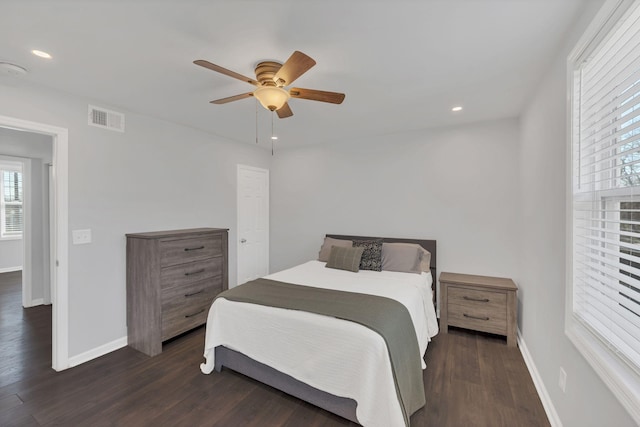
[194,51,345,119]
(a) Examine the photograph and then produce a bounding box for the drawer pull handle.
[463,296,490,303]
[184,290,204,297]
[184,246,205,252]
[185,309,205,318]
[463,313,490,321]
[185,269,205,276]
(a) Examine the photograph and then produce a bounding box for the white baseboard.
[23,298,44,308]
[518,329,562,427]
[0,266,22,273]
[68,336,128,368]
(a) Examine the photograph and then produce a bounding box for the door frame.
[236,164,269,287]
[0,114,69,371]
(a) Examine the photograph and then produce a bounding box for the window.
[569,0,640,421]
[0,163,23,239]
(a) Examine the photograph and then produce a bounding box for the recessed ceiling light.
[31,50,52,59]
[451,106,463,112]
[271,136,278,140]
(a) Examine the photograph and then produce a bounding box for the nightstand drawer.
[447,303,507,335]
[447,286,507,334]
[448,286,506,311]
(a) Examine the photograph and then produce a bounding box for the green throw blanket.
[217,278,425,426]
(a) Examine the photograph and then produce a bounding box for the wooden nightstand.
[439,272,518,347]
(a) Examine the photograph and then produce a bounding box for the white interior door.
[237,165,269,286]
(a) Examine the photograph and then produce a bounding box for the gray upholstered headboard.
[325,234,437,303]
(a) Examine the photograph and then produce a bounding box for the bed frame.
[214,235,437,424]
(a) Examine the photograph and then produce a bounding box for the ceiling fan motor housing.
[254,61,283,86]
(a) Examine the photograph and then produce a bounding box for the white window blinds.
[573,2,640,372]
[0,167,23,238]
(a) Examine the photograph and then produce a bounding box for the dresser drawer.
[447,286,507,335]
[160,235,222,267]
[161,298,211,341]
[161,277,222,308]
[160,257,222,290]
[161,279,218,341]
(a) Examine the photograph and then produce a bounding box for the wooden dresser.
[439,272,518,346]
[126,228,228,356]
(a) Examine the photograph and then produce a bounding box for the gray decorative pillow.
[382,242,422,274]
[353,239,383,271]
[325,246,365,272]
[318,237,353,262]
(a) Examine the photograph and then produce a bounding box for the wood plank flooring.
[0,271,550,426]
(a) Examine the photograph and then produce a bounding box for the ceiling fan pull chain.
[271,112,275,156]
[255,99,259,144]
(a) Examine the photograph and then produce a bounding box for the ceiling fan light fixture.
[254,86,290,111]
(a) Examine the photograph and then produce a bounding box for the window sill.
[566,317,640,424]
[0,234,22,241]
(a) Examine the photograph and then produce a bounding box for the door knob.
[240,238,247,243]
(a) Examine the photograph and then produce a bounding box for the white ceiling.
[0,0,594,149]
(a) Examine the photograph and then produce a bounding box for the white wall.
[270,118,521,290]
[0,238,22,271]
[518,1,636,426]
[0,82,271,357]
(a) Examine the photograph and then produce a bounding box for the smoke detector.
[0,62,28,76]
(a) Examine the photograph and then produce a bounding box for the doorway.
[0,148,51,309]
[0,114,69,371]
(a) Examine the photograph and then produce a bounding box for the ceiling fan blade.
[194,60,259,86]
[273,51,316,86]
[210,92,254,104]
[289,88,345,104]
[276,102,293,119]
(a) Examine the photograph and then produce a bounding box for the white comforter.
[201,261,439,427]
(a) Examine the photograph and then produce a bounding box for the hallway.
[0,271,51,399]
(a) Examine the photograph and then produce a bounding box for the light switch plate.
[72,229,92,245]
[559,367,567,393]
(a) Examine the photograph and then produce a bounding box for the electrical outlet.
[559,367,567,393]
[72,229,92,245]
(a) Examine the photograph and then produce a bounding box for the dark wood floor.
[0,271,549,426]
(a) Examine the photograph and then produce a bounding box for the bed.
[200,235,438,427]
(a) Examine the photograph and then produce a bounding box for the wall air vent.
[88,105,125,132]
